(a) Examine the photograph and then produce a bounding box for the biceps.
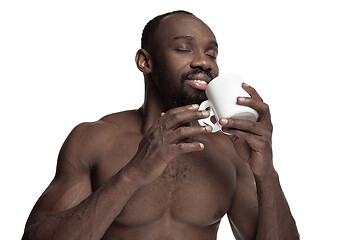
[228,206,258,240]
[46,175,92,211]
[227,178,259,240]
[27,174,92,225]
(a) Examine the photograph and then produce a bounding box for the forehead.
[155,14,217,45]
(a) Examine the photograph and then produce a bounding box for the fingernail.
[238,97,246,102]
[190,104,199,109]
[205,125,213,132]
[202,110,210,117]
[220,118,228,125]
[243,82,250,87]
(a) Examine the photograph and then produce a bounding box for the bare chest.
[91,137,237,228]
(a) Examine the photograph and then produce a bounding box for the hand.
[219,83,275,177]
[124,104,212,185]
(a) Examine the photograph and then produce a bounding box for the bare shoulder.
[62,110,141,166]
[99,110,141,130]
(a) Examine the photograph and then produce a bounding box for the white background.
[1,0,359,239]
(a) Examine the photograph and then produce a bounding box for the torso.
[87,110,246,240]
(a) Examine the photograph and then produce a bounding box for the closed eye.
[175,49,192,53]
[206,51,217,60]
[206,53,217,60]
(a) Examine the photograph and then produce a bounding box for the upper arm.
[25,123,94,227]
[227,160,259,240]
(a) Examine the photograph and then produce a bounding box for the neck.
[138,79,202,134]
[138,82,167,134]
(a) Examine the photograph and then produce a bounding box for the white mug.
[198,74,259,133]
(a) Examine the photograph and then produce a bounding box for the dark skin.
[22,14,299,240]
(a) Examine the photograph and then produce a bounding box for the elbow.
[282,228,300,240]
[22,224,44,240]
[22,228,33,240]
[293,232,300,240]
[22,226,37,240]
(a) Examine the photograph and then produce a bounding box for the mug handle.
[198,100,222,133]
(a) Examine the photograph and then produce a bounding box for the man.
[22,10,299,240]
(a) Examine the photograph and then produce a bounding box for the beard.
[171,87,207,107]
[169,68,213,107]
[155,68,214,110]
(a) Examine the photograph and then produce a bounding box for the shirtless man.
[22,10,299,240]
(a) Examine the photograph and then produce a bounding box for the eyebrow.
[173,35,218,48]
[174,35,194,41]
[210,40,218,48]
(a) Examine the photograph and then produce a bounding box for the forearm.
[22,170,141,240]
[255,172,299,240]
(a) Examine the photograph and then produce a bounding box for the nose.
[190,52,213,72]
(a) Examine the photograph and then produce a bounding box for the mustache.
[180,68,214,81]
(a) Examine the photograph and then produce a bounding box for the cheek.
[166,52,189,68]
[160,55,189,79]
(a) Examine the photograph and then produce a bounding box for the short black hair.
[141,10,194,51]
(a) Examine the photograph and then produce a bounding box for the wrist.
[254,170,284,207]
[117,167,144,189]
[254,169,279,183]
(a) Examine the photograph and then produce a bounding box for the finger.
[163,109,210,130]
[222,128,271,152]
[161,104,199,118]
[219,118,271,138]
[159,104,199,124]
[236,97,271,120]
[167,125,213,143]
[169,142,205,154]
[156,104,200,129]
[220,118,271,137]
[159,104,199,121]
[242,82,263,102]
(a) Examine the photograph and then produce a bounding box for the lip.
[184,73,212,91]
[185,79,209,90]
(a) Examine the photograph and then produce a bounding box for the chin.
[173,93,207,108]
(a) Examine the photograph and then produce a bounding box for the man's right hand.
[123,104,212,186]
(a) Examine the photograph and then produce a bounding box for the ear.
[135,49,152,74]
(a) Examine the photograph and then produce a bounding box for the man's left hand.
[219,83,275,177]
